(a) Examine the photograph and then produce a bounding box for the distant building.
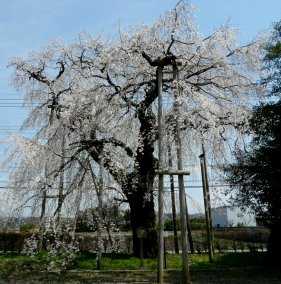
[211,206,256,228]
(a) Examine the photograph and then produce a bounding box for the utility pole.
[168,144,179,254]
[199,143,214,261]
[157,66,165,284]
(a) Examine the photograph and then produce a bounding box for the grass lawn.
[0,252,280,283]
[0,251,269,272]
[75,251,267,270]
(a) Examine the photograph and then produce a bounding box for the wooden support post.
[140,238,144,268]
[157,66,165,284]
[201,144,214,254]
[164,238,167,269]
[174,67,191,284]
[199,144,214,262]
[175,138,191,284]
[168,144,179,254]
[184,193,194,254]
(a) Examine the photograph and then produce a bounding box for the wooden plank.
[156,169,190,175]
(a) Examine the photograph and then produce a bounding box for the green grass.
[0,251,69,277]
[74,252,267,271]
[0,251,268,275]
[0,252,277,283]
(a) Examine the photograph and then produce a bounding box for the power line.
[0,105,39,108]
[0,99,25,101]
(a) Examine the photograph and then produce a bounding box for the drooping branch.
[73,137,131,188]
[27,68,51,86]
[79,137,134,158]
[55,61,65,80]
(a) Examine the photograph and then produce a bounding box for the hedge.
[0,232,32,252]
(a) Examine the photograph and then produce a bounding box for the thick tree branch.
[141,51,177,67]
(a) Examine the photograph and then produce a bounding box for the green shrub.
[164,217,206,231]
[20,223,37,233]
[214,228,269,243]
[164,219,179,231]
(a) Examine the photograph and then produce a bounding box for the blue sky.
[1,0,281,213]
[1,0,281,120]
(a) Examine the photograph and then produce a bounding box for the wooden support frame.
[156,169,190,176]
[199,144,214,262]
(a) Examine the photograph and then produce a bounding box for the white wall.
[211,207,228,228]
[211,206,256,227]
[226,207,256,227]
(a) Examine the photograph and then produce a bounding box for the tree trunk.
[87,88,159,258]
[128,192,158,258]
[126,103,158,258]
